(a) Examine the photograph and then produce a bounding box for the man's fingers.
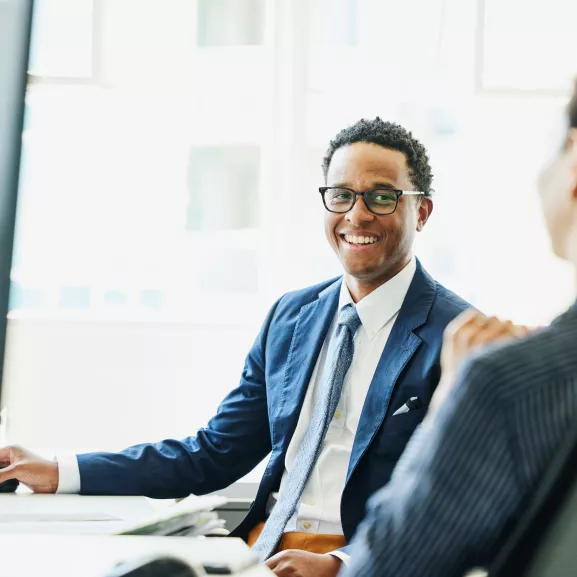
[444,308,484,339]
[447,311,535,352]
[513,324,532,337]
[0,463,17,483]
[0,447,13,467]
[458,317,532,356]
[469,318,513,346]
[452,314,496,348]
[264,554,281,570]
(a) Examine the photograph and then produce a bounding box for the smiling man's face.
[324,142,432,299]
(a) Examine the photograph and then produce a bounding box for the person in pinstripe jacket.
[343,82,577,577]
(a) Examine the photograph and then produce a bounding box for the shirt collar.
[338,256,417,340]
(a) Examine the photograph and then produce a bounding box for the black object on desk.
[0,467,18,493]
[106,556,199,577]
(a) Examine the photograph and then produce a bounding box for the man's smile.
[339,233,382,250]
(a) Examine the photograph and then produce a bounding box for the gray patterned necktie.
[252,303,362,561]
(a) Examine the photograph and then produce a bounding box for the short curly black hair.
[322,117,434,193]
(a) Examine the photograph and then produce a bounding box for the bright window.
[481,0,577,92]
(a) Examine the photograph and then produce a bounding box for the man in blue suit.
[0,118,469,576]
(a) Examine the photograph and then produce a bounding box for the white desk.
[0,494,271,575]
[0,534,271,576]
[0,493,156,534]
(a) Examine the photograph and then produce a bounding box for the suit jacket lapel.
[346,259,437,481]
[272,278,341,452]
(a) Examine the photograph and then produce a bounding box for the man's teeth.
[344,235,378,245]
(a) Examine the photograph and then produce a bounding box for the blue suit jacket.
[77,260,469,552]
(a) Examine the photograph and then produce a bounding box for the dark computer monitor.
[0,0,35,423]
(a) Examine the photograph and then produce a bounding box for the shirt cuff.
[55,454,81,494]
[327,550,350,566]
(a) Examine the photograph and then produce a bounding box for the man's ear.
[569,128,577,199]
[416,197,433,232]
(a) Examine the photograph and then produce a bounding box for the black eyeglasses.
[319,187,430,216]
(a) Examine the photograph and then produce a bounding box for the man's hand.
[265,550,342,577]
[430,309,531,414]
[0,445,59,493]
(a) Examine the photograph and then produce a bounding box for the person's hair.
[322,117,434,193]
[569,80,577,129]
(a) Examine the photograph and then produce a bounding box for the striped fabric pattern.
[343,301,577,577]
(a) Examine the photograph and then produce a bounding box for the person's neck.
[344,256,412,303]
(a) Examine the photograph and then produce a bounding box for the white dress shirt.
[56,453,81,493]
[57,258,417,559]
[267,257,416,547]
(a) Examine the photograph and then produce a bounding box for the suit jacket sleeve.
[76,298,281,498]
[343,356,523,577]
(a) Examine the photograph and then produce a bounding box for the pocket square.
[392,396,423,416]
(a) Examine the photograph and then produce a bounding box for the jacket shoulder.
[432,282,471,318]
[275,277,341,311]
[260,277,340,334]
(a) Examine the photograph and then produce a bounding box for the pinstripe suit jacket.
[344,301,577,577]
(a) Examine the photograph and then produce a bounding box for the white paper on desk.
[0,512,121,523]
[0,521,127,535]
[0,494,154,530]
[116,494,228,536]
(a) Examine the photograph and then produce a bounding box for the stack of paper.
[115,494,228,537]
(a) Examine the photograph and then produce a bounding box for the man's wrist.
[54,454,81,493]
[321,554,343,576]
[328,550,350,566]
[48,458,59,492]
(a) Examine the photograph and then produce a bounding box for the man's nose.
[346,195,376,226]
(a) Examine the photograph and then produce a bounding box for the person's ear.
[568,128,577,200]
[416,197,433,232]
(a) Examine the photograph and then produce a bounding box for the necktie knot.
[338,304,361,334]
